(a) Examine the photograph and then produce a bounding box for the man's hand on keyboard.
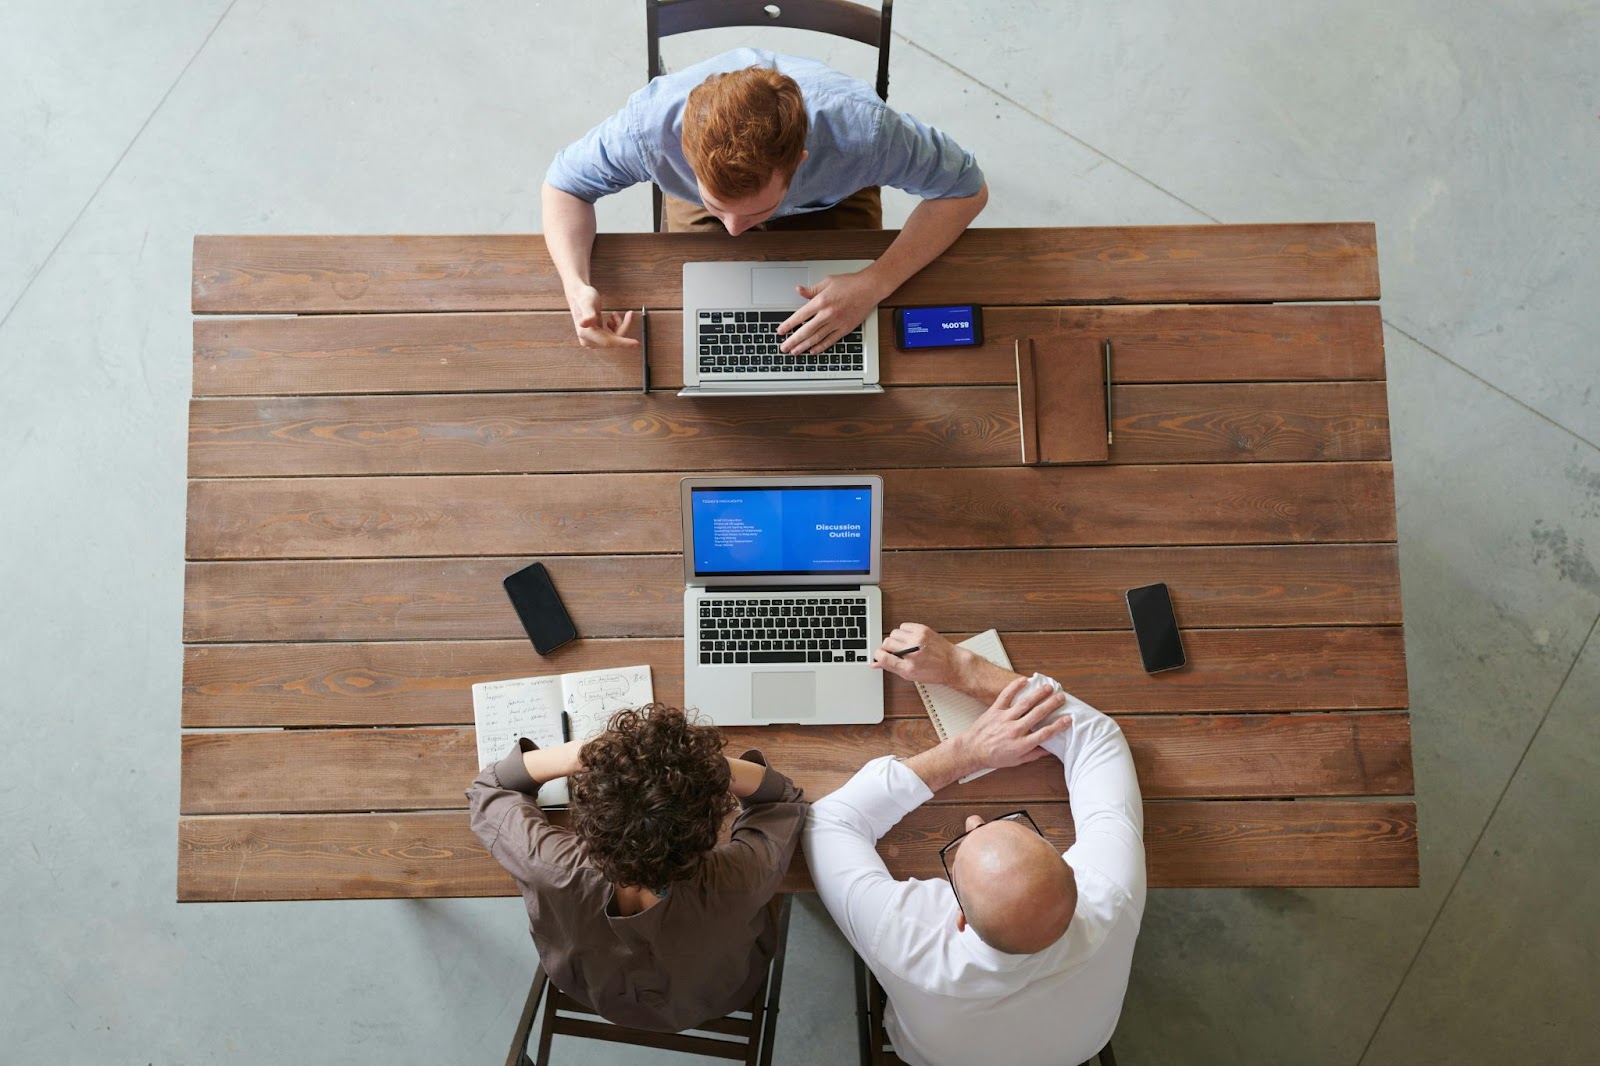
[777,269,881,355]
[568,284,639,349]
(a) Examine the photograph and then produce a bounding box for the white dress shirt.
[803,675,1146,1066]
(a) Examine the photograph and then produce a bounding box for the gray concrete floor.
[2,1,1596,1062]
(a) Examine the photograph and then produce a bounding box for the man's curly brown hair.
[568,704,737,889]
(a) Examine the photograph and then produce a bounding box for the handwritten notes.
[471,665,654,807]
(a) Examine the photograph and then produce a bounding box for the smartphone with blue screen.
[894,304,983,350]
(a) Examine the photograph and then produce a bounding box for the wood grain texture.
[183,545,1402,643]
[192,304,1385,397]
[187,383,1389,477]
[179,713,1414,814]
[181,627,1406,728]
[191,226,1379,313]
[185,463,1397,559]
[176,799,1418,900]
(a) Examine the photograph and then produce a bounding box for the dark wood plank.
[193,305,1385,397]
[179,713,1414,814]
[184,545,1402,643]
[1112,382,1388,463]
[886,303,1388,387]
[176,799,1418,900]
[191,225,1380,313]
[193,312,636,396]
[187,382,1389,477]
[181,627,1407,727]
[185,463,1397,559]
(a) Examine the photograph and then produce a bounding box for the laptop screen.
[690,484,874,577]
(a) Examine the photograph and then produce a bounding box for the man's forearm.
[541,183,600,301]
[902,734,979,794]
[862,183,989,296]
[951,651,1022,708]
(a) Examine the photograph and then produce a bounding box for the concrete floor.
[2,1,1596,1062]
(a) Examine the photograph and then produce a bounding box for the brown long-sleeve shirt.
[467,740,807,1032]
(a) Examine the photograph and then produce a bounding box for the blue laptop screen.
[691,485,874,576]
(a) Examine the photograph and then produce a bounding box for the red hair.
[682,66,808,202]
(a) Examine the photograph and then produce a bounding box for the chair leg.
[504,966,549,1066]
[853,953,873,1066]
[1097,1039,1117,1066]
[533,977,561,1066]
[756,895,794,1066]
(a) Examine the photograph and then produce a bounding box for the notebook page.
[557,665,654,740]
[915,630,1013,740]
[472,675,564,768]
[913,630,1013,784]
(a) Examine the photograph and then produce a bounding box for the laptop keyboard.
[697,596,871,665]
[696,310,865,375]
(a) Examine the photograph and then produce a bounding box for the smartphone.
[894,304,984,350]
[503,562,578,655]
[1126,583,1186,673]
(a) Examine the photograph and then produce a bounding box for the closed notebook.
[914,630,1013,783]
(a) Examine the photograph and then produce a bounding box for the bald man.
[803,623,1145,1066]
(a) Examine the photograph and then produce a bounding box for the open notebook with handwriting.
[471,665,652,806]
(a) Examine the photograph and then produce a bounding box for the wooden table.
[178,225,1416,901]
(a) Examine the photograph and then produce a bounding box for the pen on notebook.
[888,645,923,658]
[1103,337,1114,446]
[561,711,572,744]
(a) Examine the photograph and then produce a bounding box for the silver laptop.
[681,474,886,726]
[678,260,883,397]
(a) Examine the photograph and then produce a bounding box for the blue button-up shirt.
[545,48,984,216]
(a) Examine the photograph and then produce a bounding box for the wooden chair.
[854,953,1117,1066]
[506,895,793,1066]
[645,0,895,231]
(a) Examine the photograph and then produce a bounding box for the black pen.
[1103,337,1114,446]
[561,711,572,744]
[888,645,923,658]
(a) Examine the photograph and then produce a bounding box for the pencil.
[561,711,572,743]
[888,645,923,658]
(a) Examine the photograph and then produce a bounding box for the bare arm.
[873,620,1019,704]
[866,183,990,300]
[540,182,637,348]
[778,184,989,356]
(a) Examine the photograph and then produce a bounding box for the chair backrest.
[644,0,895,230]
[647,0,894,101]
[511,896,794,1066]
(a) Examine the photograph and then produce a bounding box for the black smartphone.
[1126,583,1186,673]
[503,562,578,655]
[894,304,984,350]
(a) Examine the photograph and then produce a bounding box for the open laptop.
[680,474,885,726]
[678,260,883,397]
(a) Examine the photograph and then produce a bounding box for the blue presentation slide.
[901,305,976,347]
[692,486,873,574]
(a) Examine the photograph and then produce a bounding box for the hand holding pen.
[872,623,961,686]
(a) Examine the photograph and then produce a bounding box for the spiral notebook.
[915,630,1013,783]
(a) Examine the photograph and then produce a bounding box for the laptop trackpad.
[750,266,810,308]
[751,672,817,720]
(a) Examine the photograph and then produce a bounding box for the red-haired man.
[542,49,988,355]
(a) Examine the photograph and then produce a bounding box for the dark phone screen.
[896,305,981,349]
[1126,583,1185,672]
[503,563,578,655]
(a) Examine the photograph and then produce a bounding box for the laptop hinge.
[702,584,865,593]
